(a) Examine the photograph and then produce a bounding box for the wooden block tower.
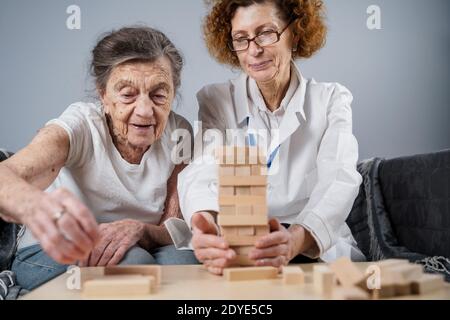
[215,146,269,266]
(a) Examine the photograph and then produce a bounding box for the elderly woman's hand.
[23,187,99,265]
[79,219,145,267]
[191,212,236,275]
[248,219,316,270]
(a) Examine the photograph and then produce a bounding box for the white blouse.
[18,102,192,250]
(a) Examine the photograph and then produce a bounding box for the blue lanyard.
[246,117,281,169]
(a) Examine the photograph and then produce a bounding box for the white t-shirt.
[18,102,192,249]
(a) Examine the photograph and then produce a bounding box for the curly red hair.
[203,0,327,67]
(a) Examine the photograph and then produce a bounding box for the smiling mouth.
[249,60,271,70]
[131,124,155,130]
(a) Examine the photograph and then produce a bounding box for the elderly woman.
[0,26,198,291]
[178,0,365,274]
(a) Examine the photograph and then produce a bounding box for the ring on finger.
[52,208,67,222]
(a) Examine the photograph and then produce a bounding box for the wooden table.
[23,263,450,300]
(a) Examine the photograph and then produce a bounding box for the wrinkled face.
[231,2,295,83]
[100,57,174,150]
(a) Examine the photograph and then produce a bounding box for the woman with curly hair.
[178,0,365,274]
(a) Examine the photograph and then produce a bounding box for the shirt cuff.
[295,211,333,259]
[182,197,219,230]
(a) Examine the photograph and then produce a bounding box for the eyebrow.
[113,80,171,93]
[232,23,278,37]
[113,80,136,91]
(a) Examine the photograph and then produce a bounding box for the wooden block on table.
[375,259,409,270]
[236,205,252,215]
[220,205,235,215]
[282,266,305,285]
[332,286,370,300]
[224,266,278,281]
[218,214,267,226]
[251,165,267,176]
[313,265,335,298]
[329,257,367,289]
[105,265,162,286]
[83,275,154,297]
[81,267,106,286]
[388,264,423,282]
[235,166,251,176]
[238,226,255,235]
[411,273,445,295]
[219,176,266,187]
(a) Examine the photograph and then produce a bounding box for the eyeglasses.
[229,20,295,52]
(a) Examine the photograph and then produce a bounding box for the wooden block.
[219,176,266,187]
[313,265,334,298]
[219,166,234,176]
[224,267,278,281]
[215,146,248,165]
[388,264,423,282]
[371,270,397,299]
[238,226,255,235]
[233,245,253,255]
[220,187,234,195]
[411,274,445,295]
[235,186,250,195]
[81,267,106,287]
[375,259,409,270]
[224,235,260,246]
[232,255,256,266]
[220,205,235,215]
[235,166,251,176]
[248,147,266,165]
[220,226,237,236]
[236,205,252,215]
[218,214,267,226]
[251,165,264,176]
[219,195,266,206]
[282,266,305,285]
[252,204,267,216]
[255,226,270,235]
[329,257,367,289]
[332,286,369,300]
[394,281,412,296]
[83,275,154,297]
[104,265,162,286]
[250,186,266,195]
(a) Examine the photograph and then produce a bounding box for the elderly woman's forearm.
[0,163,46,223]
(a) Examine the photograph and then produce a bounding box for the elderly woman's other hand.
[191,212,236,275]
[23,187,99,265]
[79,219,146,267]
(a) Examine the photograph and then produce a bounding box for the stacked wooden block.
[216,146,269,266]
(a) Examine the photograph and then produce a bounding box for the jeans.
[11,244,199,291]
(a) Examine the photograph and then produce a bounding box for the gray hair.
[91,26,183,95]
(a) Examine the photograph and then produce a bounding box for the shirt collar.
[233,61,307,124]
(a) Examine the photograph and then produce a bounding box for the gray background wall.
[1,0,449,160]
